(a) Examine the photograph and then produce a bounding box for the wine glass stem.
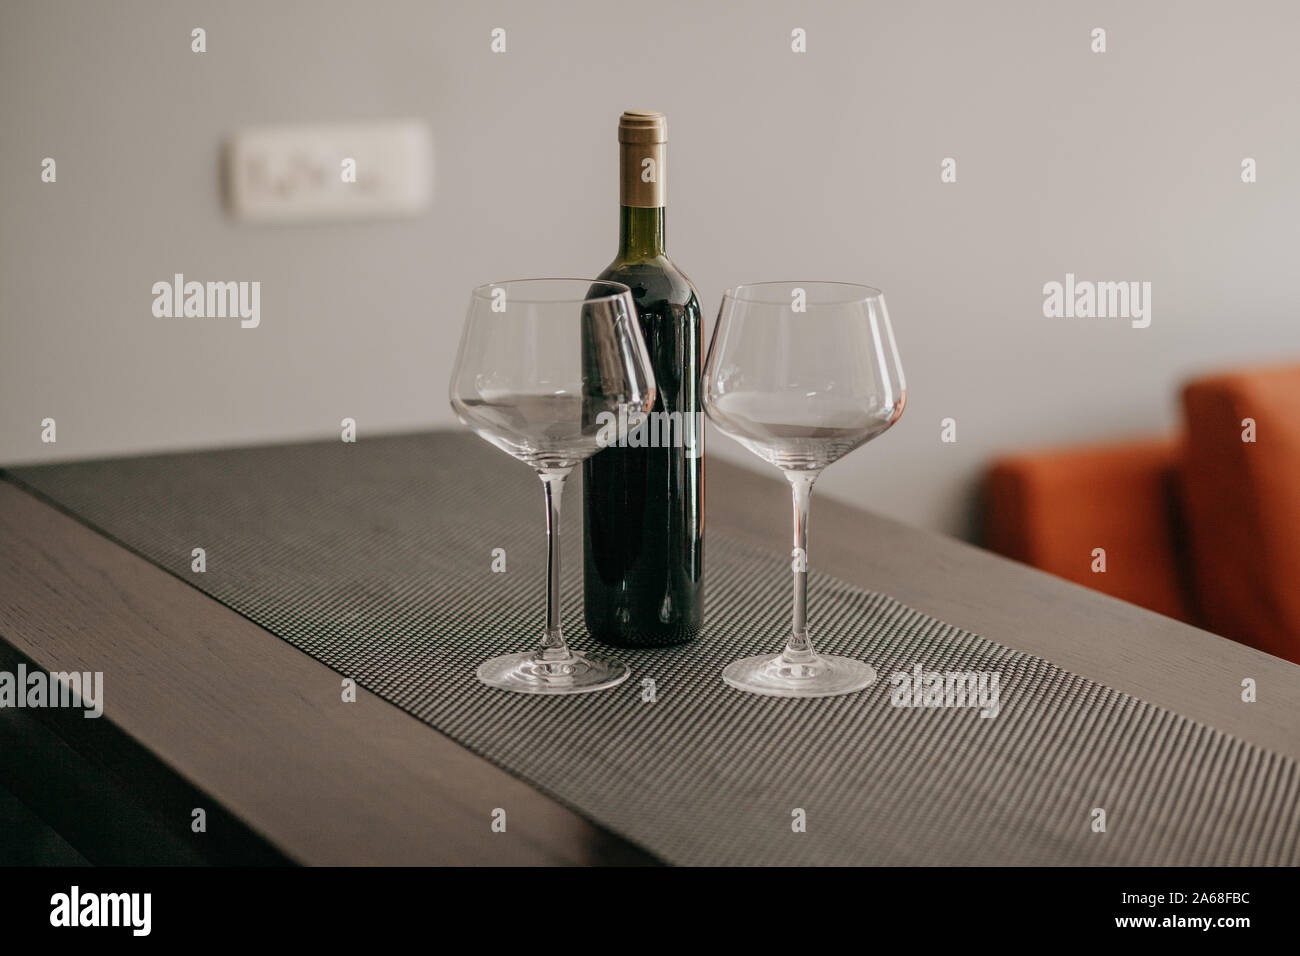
[786,471,819,663]
[538,468,573,661]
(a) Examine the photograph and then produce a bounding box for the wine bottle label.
[619,110,667,208]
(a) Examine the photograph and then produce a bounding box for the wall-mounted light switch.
[225,119,432,222]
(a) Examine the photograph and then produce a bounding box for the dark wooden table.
[2,447,1297,865]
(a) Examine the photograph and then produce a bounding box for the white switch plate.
[225,120,432,222]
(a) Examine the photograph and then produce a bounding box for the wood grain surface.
[1,439,1297,865]
[0,479,654,865]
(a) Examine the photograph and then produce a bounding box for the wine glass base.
[722,652,876,698]
[476,649,629,695]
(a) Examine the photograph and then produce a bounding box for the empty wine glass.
[450,278,656,693]
[703,281,905,697]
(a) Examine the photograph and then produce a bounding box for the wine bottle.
[582,110,704,647]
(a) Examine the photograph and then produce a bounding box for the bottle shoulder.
[601,255,699,307]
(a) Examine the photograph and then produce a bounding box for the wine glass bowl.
[703,281,905,697]
[451,279,655,471]
[449,278,656,694]
[705,281,905,470]
[705,390,903,472]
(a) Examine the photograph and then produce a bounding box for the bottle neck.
[618,205,665,260]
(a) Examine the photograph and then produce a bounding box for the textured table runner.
[7,432,1298,865]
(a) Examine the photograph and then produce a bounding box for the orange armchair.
[1180,366,1300,663]
[986,364,1300,664]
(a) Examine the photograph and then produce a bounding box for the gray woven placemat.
[8,432,1299,865]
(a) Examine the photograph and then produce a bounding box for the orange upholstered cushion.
[986,437,1193,622]
[1180,365,1300,663]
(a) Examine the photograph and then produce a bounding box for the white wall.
[3,0,1298,540]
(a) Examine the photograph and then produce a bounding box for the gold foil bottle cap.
[619,110,667,145]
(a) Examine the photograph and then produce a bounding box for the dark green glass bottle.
[582,110,704,647]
